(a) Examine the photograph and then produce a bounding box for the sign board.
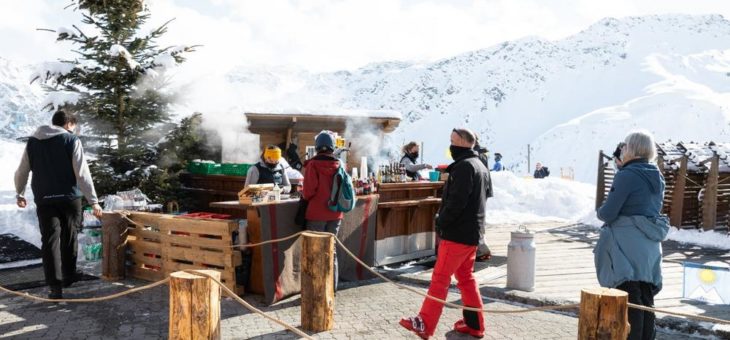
[683,262,730,304]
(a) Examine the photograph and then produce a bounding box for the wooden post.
[578,288,629,340]
[670,156,688,228]
[169,270,222,340]
[702,154,720,231]
[301,232,335,332]
[101,212,128,280]
[596,151,606,211]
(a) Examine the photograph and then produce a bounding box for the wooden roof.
[244,112,401,134]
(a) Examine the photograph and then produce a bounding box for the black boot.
[62,270,83,288]
[48,286,63,300]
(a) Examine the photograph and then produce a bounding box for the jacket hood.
[32,125,72,140]
[622,160,664,194]
[308,156,340,176]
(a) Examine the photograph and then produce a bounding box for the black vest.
[255,163,284,186]
[401,154,420,180]
[26,133,82,204]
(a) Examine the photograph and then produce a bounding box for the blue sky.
[1,0,729,73]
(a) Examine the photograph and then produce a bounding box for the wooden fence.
[596,141,730,233]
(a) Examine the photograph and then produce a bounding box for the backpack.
[328,164,357,212]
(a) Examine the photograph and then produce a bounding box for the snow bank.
[666,227,730,250]
[485,171,596,225]
[0,139,40,248]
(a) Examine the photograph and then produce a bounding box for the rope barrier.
[628,303,730,325]
[305,230,583,314]
[179,270,313,340]
[2,225,728,332]
[0,278,169,303]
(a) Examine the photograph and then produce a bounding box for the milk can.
[506,225,536,292]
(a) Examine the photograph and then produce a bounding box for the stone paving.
[0,274,704,339]
[391,222,730,339]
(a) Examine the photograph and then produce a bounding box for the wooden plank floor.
[400,222,730,326]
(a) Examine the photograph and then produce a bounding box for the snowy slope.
[0,57,47,139]
[218,14,730,182]
[0,138,40,247]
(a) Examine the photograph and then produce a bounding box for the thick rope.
[628,303,730,325]
[5,223,727,327]
[297,231,581,314]
[0,278,170,303]
[180,270,313,340]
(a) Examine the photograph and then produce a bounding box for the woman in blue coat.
[595,131,669,340]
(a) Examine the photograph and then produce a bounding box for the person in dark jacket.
[473,139,493,262]
[303,131,343,290]
[533,162,550,179]
[244,145,292,193]
[400,141,432,180]
[14,110,102,299]
[400,128,490,339]
[596,131,666,340]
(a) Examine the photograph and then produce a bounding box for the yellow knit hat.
[263,145,282,161]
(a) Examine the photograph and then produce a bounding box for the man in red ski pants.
[400,128,492,339]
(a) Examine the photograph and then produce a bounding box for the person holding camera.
[595,131,669,340]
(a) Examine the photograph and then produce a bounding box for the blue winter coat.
[594,158,669,290]
[593,215,670,290]
[597,159,665,223]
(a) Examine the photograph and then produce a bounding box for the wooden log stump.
[101,212,128,280]
[169,270,222,340]
[301,232,335,332]
[578,287,629,340]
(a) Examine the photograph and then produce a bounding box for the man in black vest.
[15,110,102,299]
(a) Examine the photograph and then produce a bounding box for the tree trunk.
[300,232,335,332]
[578,287,629,340]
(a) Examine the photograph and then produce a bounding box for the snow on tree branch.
[42,91,81,111]
[109,44,140,70]
[29,61,76,84]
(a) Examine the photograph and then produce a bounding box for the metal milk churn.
[506,225,536,292]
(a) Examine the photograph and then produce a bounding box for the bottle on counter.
[273,183,282,201]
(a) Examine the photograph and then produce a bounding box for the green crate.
[221,163,251,176]
[188,161,221,175]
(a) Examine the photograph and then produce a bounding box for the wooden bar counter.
[212,195,378,304]
[375,181,444,266]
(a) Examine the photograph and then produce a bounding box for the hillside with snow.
[222,14,730,182]
[1,14,730,183]
[3,15,730,247]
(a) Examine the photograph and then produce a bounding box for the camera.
[612,142,626,160]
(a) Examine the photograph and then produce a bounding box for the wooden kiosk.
[113,111,448,304]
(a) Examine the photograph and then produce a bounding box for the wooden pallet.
[123,212,244,295]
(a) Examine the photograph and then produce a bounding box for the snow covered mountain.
[2,14,730,183]
[224,14,730,182]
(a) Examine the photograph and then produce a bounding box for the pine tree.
[32,0,196,195]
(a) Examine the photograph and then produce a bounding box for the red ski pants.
[418,239,485,335]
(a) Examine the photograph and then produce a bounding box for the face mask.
[411,152,419,158]
[265,162,278,169]
[449,145,471,159]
